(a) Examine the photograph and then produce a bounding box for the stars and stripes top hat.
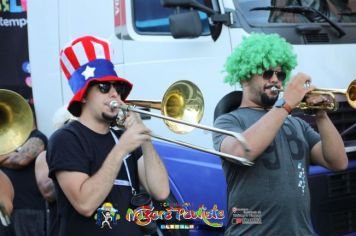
[60,35,132,116]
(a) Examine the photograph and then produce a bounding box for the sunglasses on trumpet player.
[262,70,286,82]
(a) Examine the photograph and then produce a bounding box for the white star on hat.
[82,65,96,80]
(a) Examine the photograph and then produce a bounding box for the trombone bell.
[0,90,33,156]
[125,80,204,134]
[162,80,204,134]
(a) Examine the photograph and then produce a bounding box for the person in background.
[47,35,170,236]
[212,33,348,236]
[0,119,48,236]
[0,170,14,226]
[35,105,76,236]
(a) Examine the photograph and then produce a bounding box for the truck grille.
[303,33,329,43]
[309,169,356,236]
[328,170,356,197]
[329,209,356,235]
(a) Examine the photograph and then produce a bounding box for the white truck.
[27,0,356,235]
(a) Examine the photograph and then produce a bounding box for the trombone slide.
[110,101,253,166]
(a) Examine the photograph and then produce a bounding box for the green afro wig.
[224,33,297,86]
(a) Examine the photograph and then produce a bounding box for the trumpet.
[271,80,356,111]
[110,80,253,166]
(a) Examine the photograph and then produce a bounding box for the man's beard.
[261,93,278,107]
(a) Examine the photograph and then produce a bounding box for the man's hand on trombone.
[116,110,152,154]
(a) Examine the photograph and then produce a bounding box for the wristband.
[274,98,292,114]
[282,103,292,114]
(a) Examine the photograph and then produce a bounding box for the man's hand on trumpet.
[304,93,333,106]
[283,72,315,109]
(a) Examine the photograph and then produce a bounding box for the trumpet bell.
[0,89,33,156]
[162,80,204,134]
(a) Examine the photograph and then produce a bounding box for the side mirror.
[161,0,233,40]
[169,11,202,38]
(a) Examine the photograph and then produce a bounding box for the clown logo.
[95,202,120,229]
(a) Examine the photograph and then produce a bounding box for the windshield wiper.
[250,6,346,38]
[339,11,356,16]
[337,11,356,22]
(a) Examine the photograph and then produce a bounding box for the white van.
[27,0,356,235]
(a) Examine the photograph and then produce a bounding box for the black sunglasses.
[96,82,129,96]
[262,70,286,82]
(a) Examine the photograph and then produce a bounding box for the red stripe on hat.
[64,47,80,70]
[102,41,110,60]
[60,59,71,79]
[82,38,96,61]
[90,36,111,60]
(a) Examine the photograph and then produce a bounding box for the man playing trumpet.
[212,33,348,236]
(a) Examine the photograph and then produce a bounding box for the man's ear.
[82,86,91,103]
[240,80,249,88]
[82,91,89,103]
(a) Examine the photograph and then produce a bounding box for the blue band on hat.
[69,59,118,94]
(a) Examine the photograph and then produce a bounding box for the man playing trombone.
[47,36,169,236]
[212,33,348,236]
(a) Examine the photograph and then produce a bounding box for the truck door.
[115,0,235,148]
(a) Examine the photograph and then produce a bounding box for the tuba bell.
[0,89,34,157]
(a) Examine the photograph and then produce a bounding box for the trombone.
[111,80,253,166]
[0,89,34,157]
[271,80,356,111]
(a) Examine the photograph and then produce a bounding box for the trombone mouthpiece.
[110,101,119,110]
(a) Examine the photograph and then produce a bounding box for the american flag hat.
[60,35,132,116]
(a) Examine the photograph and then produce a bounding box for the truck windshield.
[235,0,356,44]
[237,0,356,24]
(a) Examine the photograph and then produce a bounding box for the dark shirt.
[48,200,59,236]
[47,121,144,236]
[213,108,320,236]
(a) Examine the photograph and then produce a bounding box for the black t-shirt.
[1,129,48,210]
[48,201,59,236]
[47,121,144,236]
